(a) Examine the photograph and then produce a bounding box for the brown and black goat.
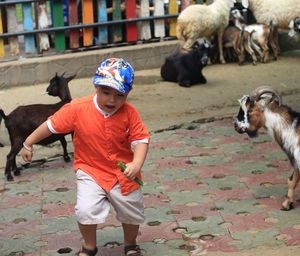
[0,73,75,181]
[234,86,300,210]
[222,25,259,65]
[231,9,279,63]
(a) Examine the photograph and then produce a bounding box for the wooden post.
[52,0,66,51]
[0,8,4,57]
[153,0,165,39]
[68,0,79,48]
[125,0,137,42]
[22,3,35,54]
[82,0,94,46]
[6,4,19,55]
[138,0,151,41]
[112,0,122,42]
[97,0,108,44]
[168,0,179,37]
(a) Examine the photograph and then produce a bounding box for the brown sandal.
[76,246,98,256]
[124,244,143,256]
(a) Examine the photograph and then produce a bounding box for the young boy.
[21,58,150,256]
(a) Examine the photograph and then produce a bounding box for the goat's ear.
[288,19,294,29]
[67,74,76,82]
[61,72,66,77]
[241,0,249,8]
[55,72,58,78]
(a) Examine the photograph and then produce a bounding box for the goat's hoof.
[281,201,294,211]
[14,169,21,176]
[0,142,4,147]
[6,175,14,182]
[64,155,71,162]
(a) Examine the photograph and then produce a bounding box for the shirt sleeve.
[127,104,150,144]
[47,102,76,134]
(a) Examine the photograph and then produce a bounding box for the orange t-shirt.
[47,95,150,195]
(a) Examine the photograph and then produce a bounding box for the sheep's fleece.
[239,0,300,29]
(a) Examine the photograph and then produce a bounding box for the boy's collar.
[93,95,118,118]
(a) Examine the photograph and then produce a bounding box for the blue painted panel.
[97,0,108,44]
[23,3,36,54]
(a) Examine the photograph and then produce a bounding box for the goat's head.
[288,17,300,37]
[46,73,76,101]
[234,86,282,137]
[192,38,211,66]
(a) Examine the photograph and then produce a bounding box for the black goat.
[160,38,211,87]
[0,73,75,181]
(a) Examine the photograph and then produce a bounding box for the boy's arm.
[21,121,52,163]
[123,143,148,180]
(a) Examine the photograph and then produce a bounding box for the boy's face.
[95,86,129,113]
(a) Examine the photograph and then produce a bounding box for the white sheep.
[176,0,237,64]
[239,0,300,29]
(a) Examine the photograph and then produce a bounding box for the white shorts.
[75,170,145,225]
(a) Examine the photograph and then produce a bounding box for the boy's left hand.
[122,162,141,180]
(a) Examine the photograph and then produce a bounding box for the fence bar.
[97,0,108,45]
[168,0,179,37]
[112,0,122,43]
[125,0,137,42]
[0,8,4,57]
[23,3,36,53]
[0,14,179,38]
[153,0,165,38]
[6,4,19,55]
[138,0,151,40]
[52,0,66,51]
[82,0,94,46]
[68,0,79,48]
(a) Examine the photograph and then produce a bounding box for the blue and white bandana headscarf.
[93,58,134,94]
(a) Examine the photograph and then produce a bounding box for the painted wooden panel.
[153,0,165,38]
[6,5,19,55]
[0,9,4,57]
[196,0,204,4]
[125,0,137,42]
[168,0,179,37]
[97,0,108,44]
[22,3,35,54]
[82,0,94,46]
[68,0,79,48]
[52,0,66,51]
[112,0,122,43]
[138,0,151,40]
[37,2,50,52]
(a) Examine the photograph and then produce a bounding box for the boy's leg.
[122,223,139,245]
[77,222,97,250]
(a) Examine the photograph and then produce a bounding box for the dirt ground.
[0,52,300,163]
[0,52,300,255]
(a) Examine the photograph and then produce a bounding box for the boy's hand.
[117,161,144,186]
[21,146,33,163]
[122,162,140,180]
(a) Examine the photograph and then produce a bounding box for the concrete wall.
[0,41,180,89]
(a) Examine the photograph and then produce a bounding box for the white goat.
[234,86,300,211]
[239,0,300,30]
[176,0,236,64]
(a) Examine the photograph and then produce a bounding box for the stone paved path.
[0,117,300,256]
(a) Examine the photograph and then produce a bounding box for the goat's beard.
[246,130,258,138]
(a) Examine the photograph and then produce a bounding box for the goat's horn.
[251,86,282,106]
